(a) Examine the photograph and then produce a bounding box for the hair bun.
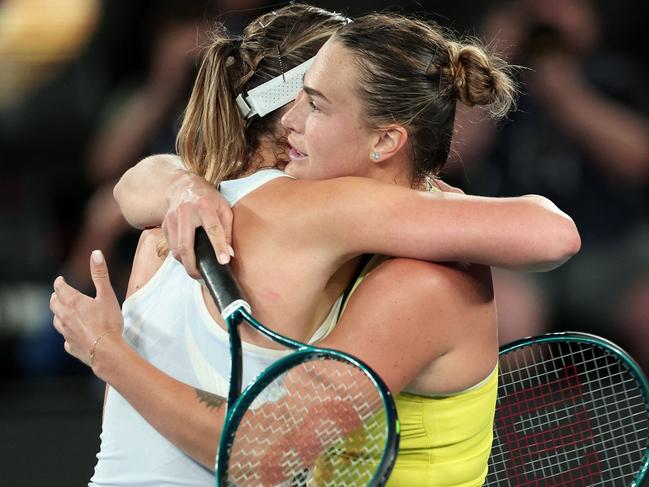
[448,42,515,118]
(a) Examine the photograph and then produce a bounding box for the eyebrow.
[303,84,330,103]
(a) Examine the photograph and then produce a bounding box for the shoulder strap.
[337,254,373,320]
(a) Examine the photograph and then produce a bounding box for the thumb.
[90,250,116,300]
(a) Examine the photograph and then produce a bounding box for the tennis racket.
[194,228,399,487]
[485,332,649,486]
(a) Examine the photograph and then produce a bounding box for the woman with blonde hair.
[51,4,579,485]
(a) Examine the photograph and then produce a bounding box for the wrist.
[90,332,129,382]
[166,170,198,210]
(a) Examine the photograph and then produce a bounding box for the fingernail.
[227,245,235,257]
[92,250,104,265]
[217,252,230,265]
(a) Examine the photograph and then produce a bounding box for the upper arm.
[317,258,494,394]
[277,177,579,271]
[126,228,168,298]
[114,154,187,229]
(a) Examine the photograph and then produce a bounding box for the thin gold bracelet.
[89,329,120,367]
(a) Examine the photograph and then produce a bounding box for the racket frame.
[195,228,399,486]
[494,331,649,486]
[216,317,400,486]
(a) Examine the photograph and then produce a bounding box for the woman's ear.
[369,125,408,162]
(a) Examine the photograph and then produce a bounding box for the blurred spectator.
[0,0,101,109]
[8,0,275,376]
[451,0,649,372]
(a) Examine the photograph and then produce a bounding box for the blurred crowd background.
[1,0,647,484]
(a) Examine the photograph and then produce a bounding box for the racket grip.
[194,227,250,319]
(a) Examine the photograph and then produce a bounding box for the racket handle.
[195,227,251,319]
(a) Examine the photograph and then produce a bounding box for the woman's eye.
[309,99,320,112]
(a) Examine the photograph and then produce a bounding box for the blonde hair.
[159,5,347,257]
[176,4,349,187]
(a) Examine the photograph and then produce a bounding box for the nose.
[281,90,306,134]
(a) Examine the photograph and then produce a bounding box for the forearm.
[114,154,188,228]
[427,193,580,271]
[93,338,225,470]
[322,178,581,272]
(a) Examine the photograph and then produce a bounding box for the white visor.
[236,57,315,119]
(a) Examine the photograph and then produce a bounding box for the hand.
[163,173,234,279]
[50,250,124,370]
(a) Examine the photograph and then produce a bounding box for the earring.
[371,151,381,161]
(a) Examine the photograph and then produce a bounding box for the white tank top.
[90,169,343,486]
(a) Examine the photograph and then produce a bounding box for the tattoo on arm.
[195,388,226,410]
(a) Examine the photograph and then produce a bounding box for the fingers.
[50,289,80,331]
[201,198,234,265]
[204,221,233,266]
[51,303,66,334]
[171,200,235,279]
[175,203,200,279]
[53,276,82,305]
[162,209,179,258]
[217,204,234,250]
[165,182,236,280]
[89,250,117,301]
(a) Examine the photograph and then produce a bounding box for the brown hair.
[177,4,349,186]
[334,14,516,184]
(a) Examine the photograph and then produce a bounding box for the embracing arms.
[293,175,580,272]
[114,154,580,275]
[51,233,493,470]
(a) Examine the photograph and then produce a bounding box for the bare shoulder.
[126,228,168,298]
[367,258,493,307]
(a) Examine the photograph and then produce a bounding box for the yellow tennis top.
[343,255,498,486]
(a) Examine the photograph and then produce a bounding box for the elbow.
[113,165,147,229]
[112,171,127,207]
[112,168,132,224]
[527,195,581,271]
[550,216,581,269]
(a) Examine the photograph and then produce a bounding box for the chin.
[285,159,311,179]
[284,163,298,178]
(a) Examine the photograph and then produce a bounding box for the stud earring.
[371,151,381,161]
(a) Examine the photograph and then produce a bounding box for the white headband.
[235,57,315,119]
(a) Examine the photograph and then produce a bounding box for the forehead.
[305,39,359,103]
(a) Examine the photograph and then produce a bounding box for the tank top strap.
[219,169,293,207]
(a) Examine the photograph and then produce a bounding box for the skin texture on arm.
[51,234,497,470]
[50,229,228,469]
[114,154,235,273]
[317,258,498,396]
[114,154,580,276]
[265,175,580,273]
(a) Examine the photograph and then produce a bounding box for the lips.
[289,147,308,160]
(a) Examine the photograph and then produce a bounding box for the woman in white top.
[50,4,580,485]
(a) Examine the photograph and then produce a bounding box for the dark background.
[1,0,647,484]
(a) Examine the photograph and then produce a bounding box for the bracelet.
[89,329,120,367]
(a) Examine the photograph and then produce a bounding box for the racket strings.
[223,357,389,486]
[485,341,649,486]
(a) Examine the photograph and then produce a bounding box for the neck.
[366,151,413,188]
[242,135,288,177]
